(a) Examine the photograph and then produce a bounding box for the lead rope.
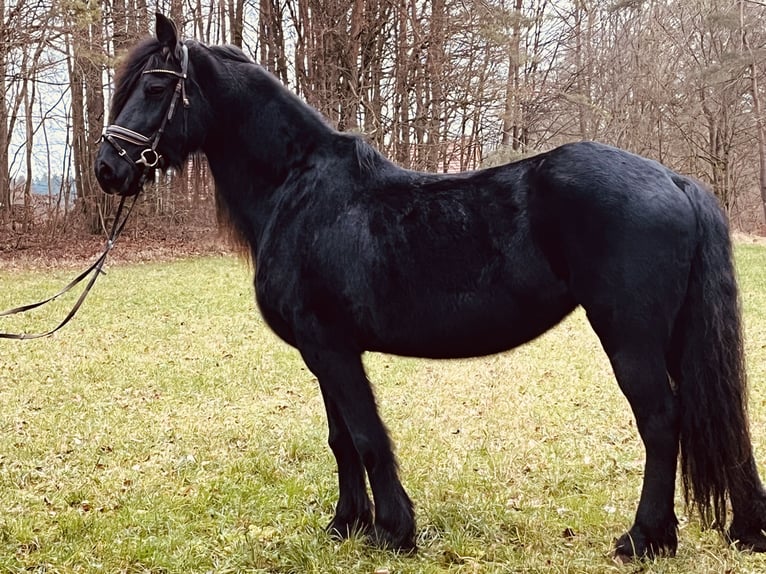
[0,192,140,340]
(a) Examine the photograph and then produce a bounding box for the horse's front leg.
[300,344,416,550]
[319,388,373,538]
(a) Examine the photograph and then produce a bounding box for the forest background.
[1,0,765,253]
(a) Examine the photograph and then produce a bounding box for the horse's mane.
[111,38,163,123]
[353,137,383,176]
[216,188,252,263]
[209,44,252,64]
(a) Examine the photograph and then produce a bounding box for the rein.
[0,193,139,339]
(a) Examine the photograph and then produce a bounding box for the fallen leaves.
[0,223,230,270]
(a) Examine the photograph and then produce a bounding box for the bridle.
[0,44,191,340]
[101,43,190,174]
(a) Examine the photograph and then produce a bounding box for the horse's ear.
[155,12,178,49]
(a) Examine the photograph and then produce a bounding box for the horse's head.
[95,13,199,196]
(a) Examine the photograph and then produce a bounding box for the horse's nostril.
[96,159,114,182]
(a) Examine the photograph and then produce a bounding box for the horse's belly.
[365,286,576,359]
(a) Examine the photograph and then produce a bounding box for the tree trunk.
[112,0,129,53]
[170,0,183,32]
[135,0,149,37]
[392,0,411,167]
[741,0,766,227]
[501,0,524,149]
[751,70,766,228]
[573,0,592,140]
[260,0,289,83]
[340,0,364,131]
[426,0,446,171]
[22,70,35,233]
[0,0,10,227]
[67,1,108,233]
[228,0,244,47]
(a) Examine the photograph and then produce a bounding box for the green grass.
[0,246,765,573]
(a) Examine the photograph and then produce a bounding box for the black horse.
[95,13,766,560]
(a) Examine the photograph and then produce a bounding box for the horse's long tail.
[674,176,753,529]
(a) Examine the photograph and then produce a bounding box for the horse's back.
[532,142,698,219]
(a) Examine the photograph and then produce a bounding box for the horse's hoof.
[728,523,766,552]
[368,524,417,554]
[613,524,677,561]
[327,512,373,540]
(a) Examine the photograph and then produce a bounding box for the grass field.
[0,245,765,573]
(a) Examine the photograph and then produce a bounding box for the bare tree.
[228,0,244,47]
[65,0,108,232]
[0,0,9,227]
[741,0,766,226]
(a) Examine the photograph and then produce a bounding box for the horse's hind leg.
[728,457,766,551]
[300,345,416,550]
[585,310,680,559]
[319,390,373,537]
[608,343,680,559]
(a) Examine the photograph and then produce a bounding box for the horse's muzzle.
[94,148,142,196]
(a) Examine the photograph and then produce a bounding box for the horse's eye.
[144,83,166,96]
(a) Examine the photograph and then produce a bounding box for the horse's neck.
[201,62,334,250]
